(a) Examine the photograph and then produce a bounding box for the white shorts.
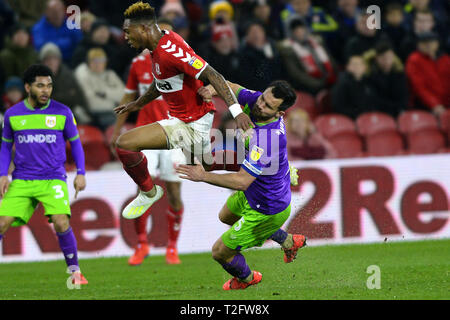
[143,149,186,182]
[157,112,214,158]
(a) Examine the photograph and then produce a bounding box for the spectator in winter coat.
[278,18,336,95]
[405,32,450,116]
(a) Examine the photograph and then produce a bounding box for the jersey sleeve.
[237,88,261,110]
[1,113,13,143]
[63,109,80,141]
[241,133,267,177]
[164,36,208,80]
[125,62,139,94]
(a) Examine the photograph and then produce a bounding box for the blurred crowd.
[0,0,449,165]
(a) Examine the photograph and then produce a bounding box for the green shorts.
[222,191,291,251]
[0,179,71,227]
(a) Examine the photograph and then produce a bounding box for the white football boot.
[122,185,164,219]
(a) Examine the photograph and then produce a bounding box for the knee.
[53,216,70,233]
[116,133,135,151]
[211,241,225,263]
[0,219,10,234]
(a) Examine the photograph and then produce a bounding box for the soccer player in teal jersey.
[177,80,307,290]
[0,65,88,285]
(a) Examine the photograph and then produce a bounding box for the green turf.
[0,239,449,300]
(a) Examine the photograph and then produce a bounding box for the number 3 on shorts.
[53,185,64,199]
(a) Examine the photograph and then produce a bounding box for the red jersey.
[151,30,215,123]
[125,52,170,127]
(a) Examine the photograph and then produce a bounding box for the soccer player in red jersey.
[114,2,253,219]
[111,19,184,265]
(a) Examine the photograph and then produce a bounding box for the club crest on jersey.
[188,57,204,70]
[45,116,57,128]
[250,145,264,161]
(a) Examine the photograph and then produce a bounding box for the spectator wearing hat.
[2,77,24,110]
[197,23,240,83]
[32,0,83,63]
[278,18,337,95]
[238,20,284,91]
[364,41,408,118]
[208,0,239,50]
[0,24,38,80]
[75,48,125,130]
[405,32,450,116]
[40,42,90,124]
[71,18,130,79]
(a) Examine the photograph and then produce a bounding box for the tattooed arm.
[113,81,161,114]
[199,65,254,131]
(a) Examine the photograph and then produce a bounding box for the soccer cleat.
[223,271,262,290]
[283,234,307,263]
[166,247,181,264]
[122,186,164,219]
[72,272,88,285]
[128,243,150,266]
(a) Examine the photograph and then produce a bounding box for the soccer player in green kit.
[0,65,88,285]
[177,80,307,290]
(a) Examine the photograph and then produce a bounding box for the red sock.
[135,209,151,244]
[206,150,240,172]
[116,147,154,192]
[167,206,183,248]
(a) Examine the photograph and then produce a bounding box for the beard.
[250,107,273,122]
[30,90,48,108]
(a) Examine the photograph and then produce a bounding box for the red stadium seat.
[314,114,356,139]
[407,129,446,154]
[83,143,112,170]
[439,109,450,142]
[286,91,317,119]
[328,132,363,158]
[104,122,135,145]
[77,125,105,144]
[366,131,405,157]
[356,112,397,136]
[398,110,439,134]
[315,89,332,114]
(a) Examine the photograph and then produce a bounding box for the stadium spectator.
[402,0,448,39]
[238,20,283,91]
[207,0,239,50]
[160,0,186,21]
[405,32,450,116]
[40,43,90,125]
[364,42,408,118]
[71,19,129,79]
[331,55,374,119]
[239,0,283,41]
[343,11,388,61]
[80,11,96,35]
[286,108,336,160]
[281,0,338,40]
[0,24,38,81]
[197,22,240,83]
[0,0,16,50]
[278,17,336,95]
[330,0,361,65]
[89,0,137,28]
[382,2,408,57]
[31,0,83,63]
[75,48,124,130]
[1,77,24,111]
[399,10,440,62]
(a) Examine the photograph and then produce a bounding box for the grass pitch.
[0,239,448,300]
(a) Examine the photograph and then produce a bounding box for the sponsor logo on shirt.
[45,116,57,128]
[188,57,204,70]
[154,74,184,93]
[17,134,57,144]
[250,145,264,161]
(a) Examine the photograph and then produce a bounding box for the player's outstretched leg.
[52,215,88,285]
[212,238,262,290]
[128,209,151,266]
[269,229,307,263]
[116,148,164,219]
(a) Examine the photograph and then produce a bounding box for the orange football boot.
[166,247,181,264]
[128,243,150,266]
[223,271,262,290]
[283,234,307,263]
